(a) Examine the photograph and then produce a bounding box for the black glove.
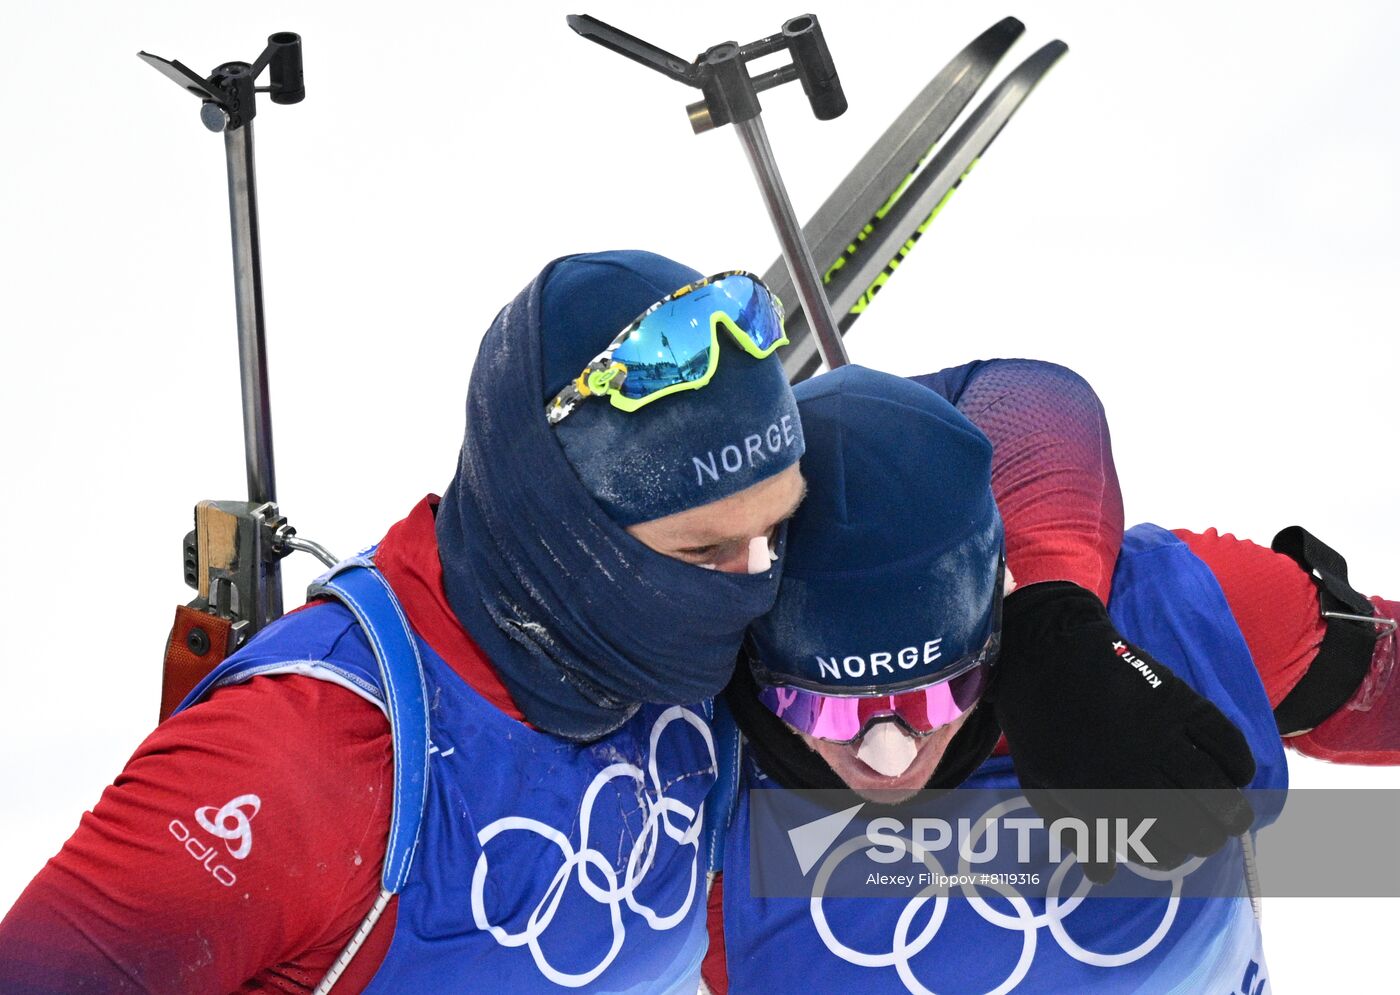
[990,581,1257,883]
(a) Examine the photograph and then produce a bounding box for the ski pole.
[139,33,337,720]
[568,13,851,371]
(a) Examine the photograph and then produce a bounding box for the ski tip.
[992,40,1069,92]
[943,19,1025,87]
[566,14,605,39]
[971,16,1025,49]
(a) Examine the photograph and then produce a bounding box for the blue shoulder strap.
[308,556,432,894]
[705,696,744,873]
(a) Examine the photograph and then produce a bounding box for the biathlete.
[0,251,808,994]
[704,362,1396,994]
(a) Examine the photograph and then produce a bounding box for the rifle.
[139,33,338,720]
[569,12,853,372]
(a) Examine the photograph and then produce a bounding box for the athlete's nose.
[708,535,778,575]
[709,545,751,574]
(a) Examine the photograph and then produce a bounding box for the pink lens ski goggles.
[756,655,992,744]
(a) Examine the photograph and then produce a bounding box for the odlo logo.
[167,794,261,888]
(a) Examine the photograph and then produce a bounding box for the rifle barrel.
[222,122,278,506]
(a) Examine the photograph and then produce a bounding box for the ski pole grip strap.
[1270,525,1379,735]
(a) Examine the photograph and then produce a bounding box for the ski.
[760,16,1025,378]
[778,36,1069,382]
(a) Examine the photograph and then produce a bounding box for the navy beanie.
[749,365,1004,694]
[541,250,803,525]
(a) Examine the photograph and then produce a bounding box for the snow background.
[2,0,1396,989]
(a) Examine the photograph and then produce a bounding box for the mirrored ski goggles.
[756,641,996,744]
[545,270,788,425]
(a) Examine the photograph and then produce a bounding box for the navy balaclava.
[435,250,804,741]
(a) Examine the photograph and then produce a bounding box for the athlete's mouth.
[855,721,919,778]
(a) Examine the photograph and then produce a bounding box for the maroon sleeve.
[916,360,1124,603]
[0,675,394,994]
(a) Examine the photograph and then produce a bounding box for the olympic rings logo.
[809,795,1206,995]
[469,706,716,988]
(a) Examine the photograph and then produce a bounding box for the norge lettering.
[692,417,801,485]
[817,639,945,681]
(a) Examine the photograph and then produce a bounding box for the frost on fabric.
[498,606,556,654]
[585,454,674,517]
